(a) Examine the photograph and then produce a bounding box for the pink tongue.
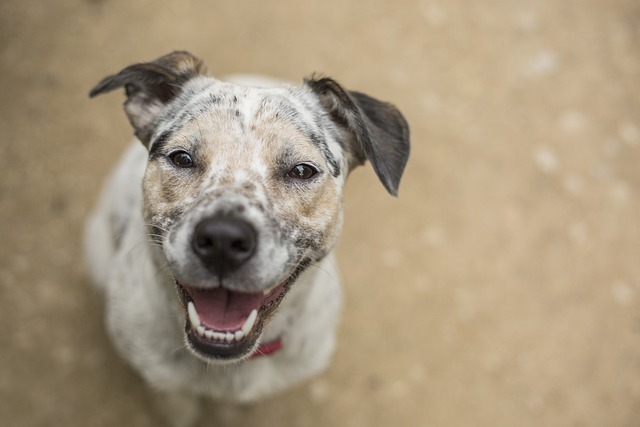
[188,287,263,331]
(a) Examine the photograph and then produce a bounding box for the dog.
[85,51,410,426]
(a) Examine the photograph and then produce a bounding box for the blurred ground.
[1,0,640,426]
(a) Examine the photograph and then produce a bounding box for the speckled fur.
[85,52,409,427]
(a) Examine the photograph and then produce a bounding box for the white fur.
[86,138,342,425]
[86,56,410,424]
[86,73,352,426]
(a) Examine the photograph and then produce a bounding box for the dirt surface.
[2,1,640,426]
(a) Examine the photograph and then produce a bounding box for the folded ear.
[89,51,207,146]
[305,77,410,196]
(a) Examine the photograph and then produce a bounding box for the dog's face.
[91,51,410,363]
[144,81,348,360]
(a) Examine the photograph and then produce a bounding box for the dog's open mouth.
[175,259,310,361]
[176,281,287,360]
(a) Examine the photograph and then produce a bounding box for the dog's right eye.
[169,151,195,168]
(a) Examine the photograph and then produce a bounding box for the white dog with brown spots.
[85,51,410,426]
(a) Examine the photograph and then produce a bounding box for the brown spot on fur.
[242,182,257,193]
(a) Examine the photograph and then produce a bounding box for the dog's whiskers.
[171,342,190,357]
[309,261,337,282]
[126,229,168,256]
[127,237,151,257]
[128,240,158,257]
[143,222,170,234]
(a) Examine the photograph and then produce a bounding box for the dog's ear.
[305,77,410,196]
[89,51,207,146]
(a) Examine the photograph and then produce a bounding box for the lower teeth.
[188,304,258,343]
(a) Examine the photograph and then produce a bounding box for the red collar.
[249,338,283,359]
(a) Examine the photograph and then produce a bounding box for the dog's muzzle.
[175,215,310,362]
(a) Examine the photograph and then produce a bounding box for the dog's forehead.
[155,77,318,138]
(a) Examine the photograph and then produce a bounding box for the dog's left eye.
[288,163,318,180]
[169,151,195,168]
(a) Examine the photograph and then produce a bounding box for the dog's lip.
[174,258,311,361]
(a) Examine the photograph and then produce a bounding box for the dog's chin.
[174,259,310,363]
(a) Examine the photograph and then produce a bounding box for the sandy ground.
[1,0,640,426]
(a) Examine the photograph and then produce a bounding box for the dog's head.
[90,51,410,363]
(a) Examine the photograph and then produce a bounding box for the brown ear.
[305,77,410,196]
[89,51,207,146]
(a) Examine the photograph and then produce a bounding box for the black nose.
[192,216,257,276]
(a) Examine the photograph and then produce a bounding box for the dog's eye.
[288,163,318,180]
[169,151,194,168]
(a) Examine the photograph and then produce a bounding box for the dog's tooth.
[262,289,270,296]
[204,329,214,340]
[241,309,258,335]
[187,302,201,329]
[197,326,206,337]
[225,332,234,343]
[213,332,225,341]
[234,330,245,341]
